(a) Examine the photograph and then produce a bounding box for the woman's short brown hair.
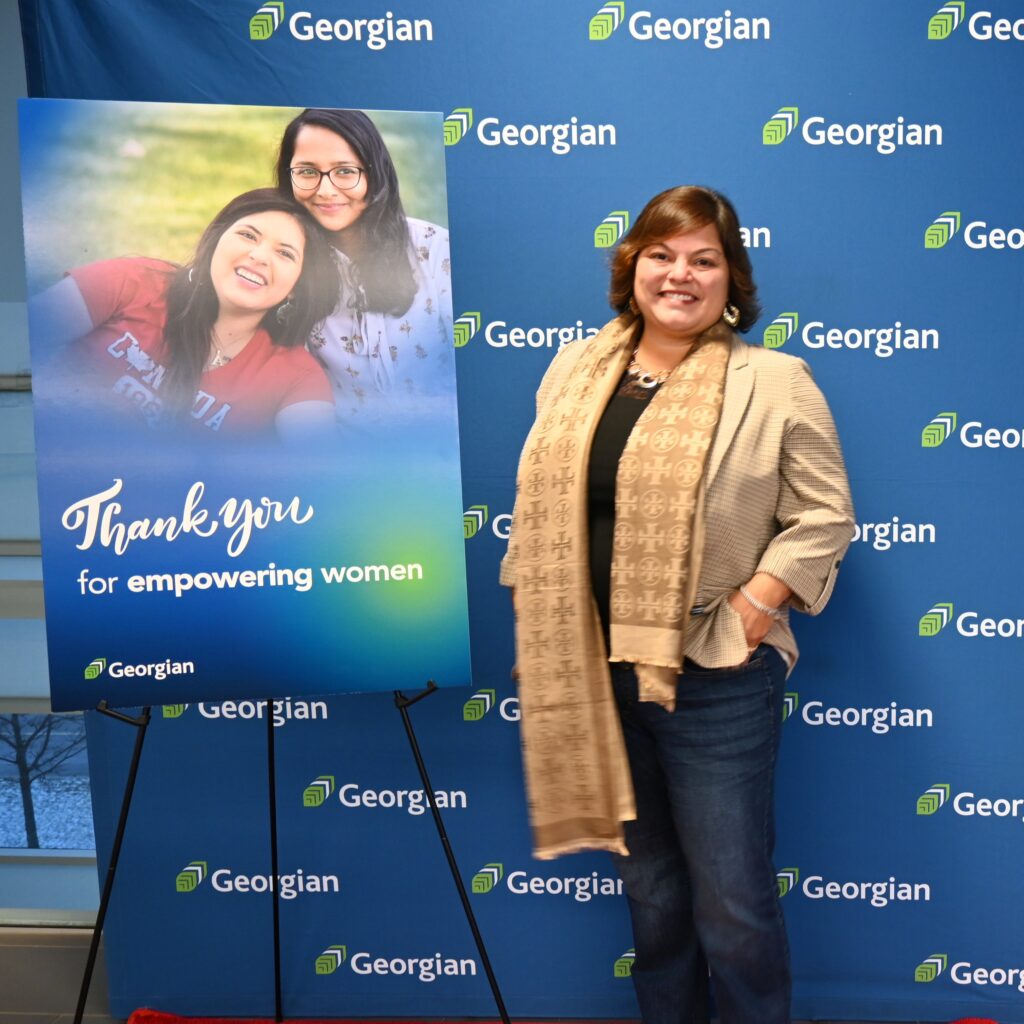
[609,185,761,333]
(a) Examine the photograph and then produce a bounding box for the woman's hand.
[727,573,792,656]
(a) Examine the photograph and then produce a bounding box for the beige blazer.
[501,326,856,671]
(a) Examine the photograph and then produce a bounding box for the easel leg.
[74,703,151,1024]
[266,701,284,1022]
[394,683,512,1024]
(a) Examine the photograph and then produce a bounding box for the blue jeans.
[609,646,791,1024]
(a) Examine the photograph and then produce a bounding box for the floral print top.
[309,217,455,427]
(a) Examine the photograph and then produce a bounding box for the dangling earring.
[722,303,740,328]
[276,297,295,324]
[187,266,196,285]
[628,295,640,316]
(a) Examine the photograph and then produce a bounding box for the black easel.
[74,702,152,1024]
[265,702,284,1022]
[74,687,506,1024]
[394,682,511,1024]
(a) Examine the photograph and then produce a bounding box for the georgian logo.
[158,698,328,726]
[453,312,482,348]
[915,953,948,983]
[463,505,489,539]
[925,412,1024,449]
[463,689,496,721]
[303,776,335,807]
[781,692,799,722]
[286,10,433,47]
[590,1,626,39]
[250,2,285,39]
[84,658,107,680]
[597,8,771,46]
[919,600,1024,639]
[777,867,932,906]
[763,312,799,348]
[927,3,1024,42]
[919,602,954,636]
[176,861,208,893]
[925,211,961,248]
[315,945,347,974]
[776,867,799,897]
[917,783,951,815]
[443,106,616,154]
[928,211,1024,249]
[763,107,799,145]
[444,109,474,146]
[921,412,957,447]
[175,863,340,898]
[928,1,965,38]
[763,310,939,357]
[472,863,504,893]
[595,211,630,248]
[613,949,635,977]
[764,105,941,153]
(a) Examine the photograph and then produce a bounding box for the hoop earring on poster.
[276,296,295,324]
[722,303,740,328]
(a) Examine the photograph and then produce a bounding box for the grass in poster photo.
[21,100,453,443]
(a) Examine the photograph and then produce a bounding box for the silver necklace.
[626,355,671,389]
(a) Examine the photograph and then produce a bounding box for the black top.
[587,372,661,635]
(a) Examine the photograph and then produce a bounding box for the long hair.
[609,185,761,332]
[161,188,337,411]
[275,108,416,317]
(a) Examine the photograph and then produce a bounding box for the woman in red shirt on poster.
[28,189,338,443]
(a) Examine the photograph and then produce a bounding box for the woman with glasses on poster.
[275,108,454,423]
[28,189,337,442]
[502,186,854,1024]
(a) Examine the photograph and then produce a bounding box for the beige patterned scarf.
[511,316,730,859]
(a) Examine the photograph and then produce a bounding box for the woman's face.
[632,221,731,344]
[209,210,305,317]
[289,124,369,236]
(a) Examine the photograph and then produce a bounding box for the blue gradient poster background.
[20,99,470,710]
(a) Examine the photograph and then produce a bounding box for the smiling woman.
[27,189,338,443]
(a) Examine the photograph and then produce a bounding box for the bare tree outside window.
[0,713,93,849]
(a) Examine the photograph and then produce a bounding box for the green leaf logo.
[315,945,347,975]
[595,210,630,249]
[463,689,497,721]
[162,704,188,719]
[444,108,474,147]
[921,411,957,448]
[917,783,951,816]
[776,867,800,898]
[919,602,954,637]
[250,1,285,40]
[175,860,208,893]
[914,952,948,982]
[303,775,335,808]
[454,311,482,349]
[924,211,961,249]
[763,312,799,349]
[928,1,965,39]
[782,692,799,722]
[84,658,107,680]
[763,106,799,146]
[613,948,635,977]
[589,1,626,40]
[464,505,489,539]
[471,862,504,894]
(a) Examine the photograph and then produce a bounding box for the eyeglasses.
[290,165,364,191]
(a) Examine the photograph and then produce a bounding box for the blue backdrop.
[21,0,1024,1019]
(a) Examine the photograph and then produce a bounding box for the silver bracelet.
[739,584,782,619]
